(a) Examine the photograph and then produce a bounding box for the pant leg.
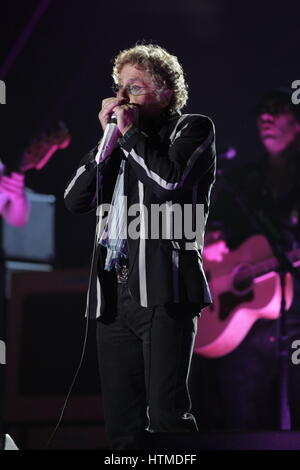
[96,284,148,450]
[215,319,279,430]
[142,303,199,433]
[97,283,199,448]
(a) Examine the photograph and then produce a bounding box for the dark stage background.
[0,0,299,450]
[1,0,299,267]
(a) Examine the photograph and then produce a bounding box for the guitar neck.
[252,247,300,279]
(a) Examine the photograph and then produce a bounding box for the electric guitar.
[18,122,71,172]
[194,234,300,358]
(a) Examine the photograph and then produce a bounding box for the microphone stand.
[217,172,300,431]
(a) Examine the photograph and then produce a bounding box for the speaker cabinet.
[1,191,55,263]
[3,268,103,424]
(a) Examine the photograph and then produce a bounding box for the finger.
[101,98,127,113]
[10,172,24,182]
[99,100,126,127]
[1,176,24,191]
[1,175,24,188]
[0,178,24,192]
[101,97,116,106]
[0,183,23,197]
[2,171,24,178]
[101,98,117,113]
[1,172,24,184]
[128,102,141,109]
[113,105,126,116]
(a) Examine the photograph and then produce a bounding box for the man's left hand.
[114,103,140,135]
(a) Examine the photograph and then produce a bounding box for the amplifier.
[1,190,55,263]
[3,268,103,424]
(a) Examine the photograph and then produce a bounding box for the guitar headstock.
[19,122,71,172]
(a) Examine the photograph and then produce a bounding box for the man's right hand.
[98,97,127,131]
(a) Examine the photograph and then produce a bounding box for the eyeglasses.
[112,83,154,96]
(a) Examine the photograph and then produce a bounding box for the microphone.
[95,113,121,164]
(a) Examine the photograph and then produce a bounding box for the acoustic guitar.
[194,234,299,358]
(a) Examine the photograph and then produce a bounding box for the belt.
[116,260,129,283]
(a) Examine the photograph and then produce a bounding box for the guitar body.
[194,235,293,358]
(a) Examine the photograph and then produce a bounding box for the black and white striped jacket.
[64,112,216,319]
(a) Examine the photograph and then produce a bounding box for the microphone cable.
[44,156,101,450]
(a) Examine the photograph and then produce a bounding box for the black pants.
[96,282,198,450]
[213,315,300,430]
[195,278,300,431]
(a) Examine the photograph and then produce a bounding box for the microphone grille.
[109,113,117,124]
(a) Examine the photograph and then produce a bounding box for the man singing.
[65,43,216,450]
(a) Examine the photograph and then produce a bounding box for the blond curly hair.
[112,44,188,113]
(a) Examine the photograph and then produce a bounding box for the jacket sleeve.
[64,145,120,214]
[64,146,99,214]
[119,115,216,201]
